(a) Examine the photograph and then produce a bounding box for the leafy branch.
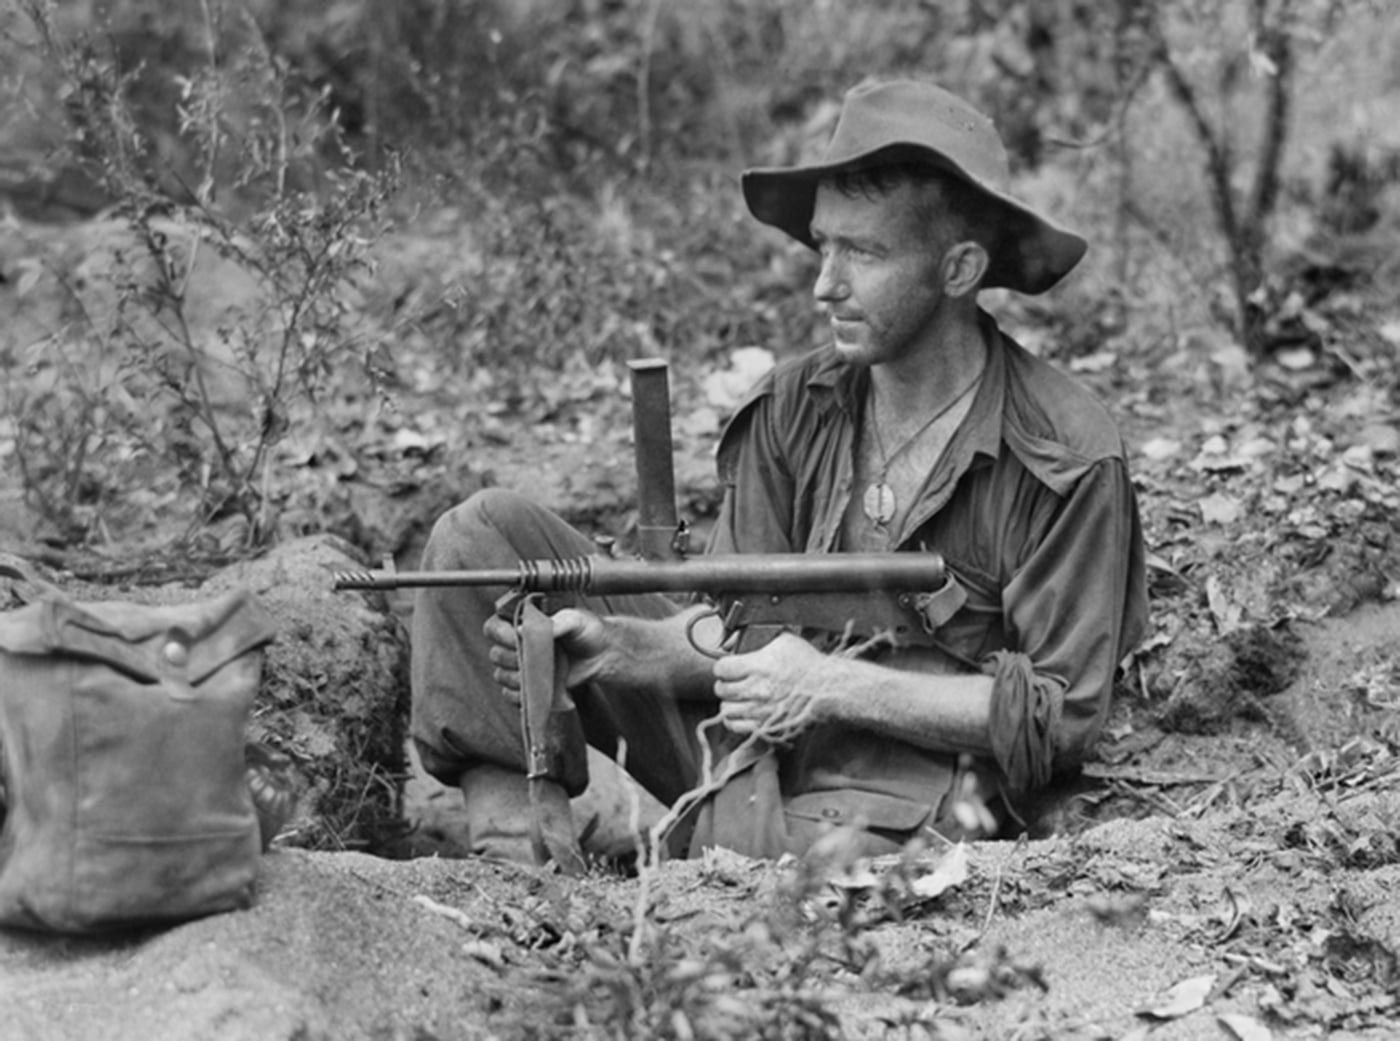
[11,0,397,553]
[1140,0,1346,355]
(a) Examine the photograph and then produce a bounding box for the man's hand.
[711,632,839,741]
[485,607,612,699]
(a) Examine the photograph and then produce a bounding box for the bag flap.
[0,589,277,685]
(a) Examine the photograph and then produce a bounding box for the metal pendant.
[863,481,897,526]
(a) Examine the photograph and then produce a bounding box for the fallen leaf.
[910,841,969,899]
[1145,554,1189,595]
[1316,466,1357,494]
[1140,437,1182,461]
[1217,1011,1274,1039]
[1134,630,1174,655]
[392,428,440,454]
[1275,347,1315,371]
[1140,973,1216,1020]
[1210,887,1253,943]
[1206,575,1244,633]
[1069,350,1117,373]
[1209,342,1252,380]
[1359,424,1400,457]
[1199,492,1242,526]
[461,939,507,969]
[702,346,775,411]
[413,894,474,930]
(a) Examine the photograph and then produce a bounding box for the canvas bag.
[0,588,277,933]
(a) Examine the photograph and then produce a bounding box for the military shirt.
[711,311,1148,812]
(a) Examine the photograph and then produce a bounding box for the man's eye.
[816,241,876,261]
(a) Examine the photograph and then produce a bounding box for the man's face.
[809,180,950,369]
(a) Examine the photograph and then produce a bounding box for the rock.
[201,535,410,853]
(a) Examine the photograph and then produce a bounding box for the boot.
[569,747,667,863]
[459,763,584,872]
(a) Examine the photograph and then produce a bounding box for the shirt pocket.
[784,788,935,835]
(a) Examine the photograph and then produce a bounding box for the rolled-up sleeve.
[986,458,1146,793]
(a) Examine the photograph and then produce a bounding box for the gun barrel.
[332,553,945,595]
[332,567,523,590]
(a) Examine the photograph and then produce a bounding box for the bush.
[4,0,398,554]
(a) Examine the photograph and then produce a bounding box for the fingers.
[489,646,521,694]
[713,671,767,728]
[712,672,752,708]
[483,614,516,650]
[483,615,522,697]
[718,706,755,735]
[485,609,589,652]
[712,655,742,683]
[482,607,605,700]
[712,649,763,703]
[550,608,589,642]
[717,692,798,738]
[713,647,818,744]
[711,632,804,682]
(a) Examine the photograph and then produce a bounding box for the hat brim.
[742,144,1087,295]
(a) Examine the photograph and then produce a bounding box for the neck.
[869,306,987,416]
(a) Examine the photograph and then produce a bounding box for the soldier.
[411,79,1147,868]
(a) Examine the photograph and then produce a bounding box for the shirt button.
[163,639,189,667]
[821,807,841,820]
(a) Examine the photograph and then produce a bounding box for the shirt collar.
[957,310,1009,465]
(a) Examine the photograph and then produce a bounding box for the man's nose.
[813,254,849,304]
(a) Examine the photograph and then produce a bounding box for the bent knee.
[430,488,530,540]
[422,488,552,568]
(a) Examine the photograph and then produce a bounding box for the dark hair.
[825,162,997,253]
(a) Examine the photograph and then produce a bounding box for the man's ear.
[942,241,989,298]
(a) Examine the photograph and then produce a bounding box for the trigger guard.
[685,606,726,660]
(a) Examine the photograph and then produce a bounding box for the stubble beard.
[833,319,913,372]
[829,319,880,369]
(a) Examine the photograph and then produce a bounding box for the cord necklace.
[863,370,982,527]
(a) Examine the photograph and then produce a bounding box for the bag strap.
[515,595,585,874]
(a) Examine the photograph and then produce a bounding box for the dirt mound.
[4,783,1397,1040]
